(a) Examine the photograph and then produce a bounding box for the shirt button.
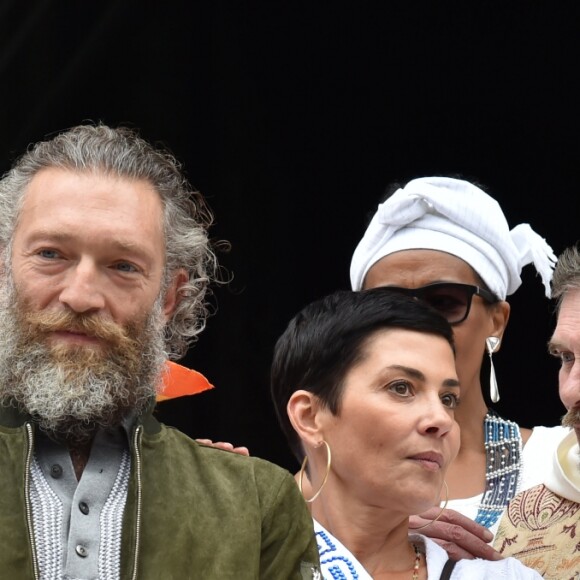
[50,464,63,479]
[79,501,89,515]
[75,545,88,558]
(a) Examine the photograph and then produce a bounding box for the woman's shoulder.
[454,556,543,578]
[417,535,541,579]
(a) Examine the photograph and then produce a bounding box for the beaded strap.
[474,410,522,528]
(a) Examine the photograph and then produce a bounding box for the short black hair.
[270,288,455,463]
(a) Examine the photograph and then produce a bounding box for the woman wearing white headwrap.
[350,176,568,542]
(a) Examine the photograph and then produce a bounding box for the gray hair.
[551,244,580,310]
[0,123,218,359]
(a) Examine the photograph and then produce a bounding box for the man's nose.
[560,359,580,411]
[58,260,106,313]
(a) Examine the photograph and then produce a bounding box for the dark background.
[1,1,577,472]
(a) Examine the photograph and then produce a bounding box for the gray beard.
[0,278,168,443]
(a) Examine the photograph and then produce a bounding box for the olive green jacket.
[0,405,320,579]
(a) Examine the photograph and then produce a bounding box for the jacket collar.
[0,396,162,435]
[0,402,28,428]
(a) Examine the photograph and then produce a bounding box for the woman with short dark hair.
[271,289,540,578]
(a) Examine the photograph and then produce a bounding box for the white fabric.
[544,430,580,503]
[313,519,541,578]
[520,425,571,491]
[415,534,542,578]
[350,177,557,299]
[445,425,569,536]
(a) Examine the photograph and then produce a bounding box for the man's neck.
[69,439,94,481]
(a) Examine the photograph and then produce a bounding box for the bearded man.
[0,124,320,579]
[494,245,580,579]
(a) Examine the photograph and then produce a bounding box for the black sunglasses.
[381,282,498,325]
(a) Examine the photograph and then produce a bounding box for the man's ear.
[287,390,324,448]
[162,269,189,321]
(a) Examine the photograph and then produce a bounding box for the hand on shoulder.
[195,439,250,456]
[409,507,502,561]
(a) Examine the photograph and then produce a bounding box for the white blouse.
[313,519,542,579]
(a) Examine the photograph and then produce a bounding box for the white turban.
[350,177,557,300]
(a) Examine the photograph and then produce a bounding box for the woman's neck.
[443,383,489,499]
[454,380,489,448]
[312,486,415,576]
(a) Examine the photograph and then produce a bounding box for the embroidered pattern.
[495,484,580,580]
[98,449,131,579]
[316,529,360,579]
[30,456,64,580]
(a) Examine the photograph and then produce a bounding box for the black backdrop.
[2,1,577,472]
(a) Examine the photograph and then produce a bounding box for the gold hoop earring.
[298,440,332,503]
[413,480,449,530]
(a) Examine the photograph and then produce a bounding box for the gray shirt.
[31,426,131,580]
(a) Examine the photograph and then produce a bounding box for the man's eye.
[550,349,574,364]
[114,262,138,273]
[38,249,60,259]
[551,349,575,365]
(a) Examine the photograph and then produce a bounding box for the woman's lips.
[408,451,444,471]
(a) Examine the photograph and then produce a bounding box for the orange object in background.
[157,361,214,401]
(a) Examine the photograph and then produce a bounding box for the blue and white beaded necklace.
[474,409,522,528]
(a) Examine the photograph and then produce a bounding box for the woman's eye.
[441,393,460,409]
[388,381,412,396]
[430,296,462,309]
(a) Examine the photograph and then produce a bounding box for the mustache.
[21,309,133,347]
[562,407,580,428]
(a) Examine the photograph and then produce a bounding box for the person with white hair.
[349,176,568,554]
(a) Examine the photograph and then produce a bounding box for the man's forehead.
[20,168,162,216]
[24,167,157,194]
[551,289,580,346]
[13,168,166,262]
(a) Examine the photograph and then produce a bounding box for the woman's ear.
[491,300,511,348]
[287,390,324,447]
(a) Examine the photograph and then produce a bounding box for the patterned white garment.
[313,519,541,579]
[98,449,131,579]
[314,520,371,580]
[30,457,64,580]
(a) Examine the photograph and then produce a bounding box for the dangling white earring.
[486,337,501,403]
